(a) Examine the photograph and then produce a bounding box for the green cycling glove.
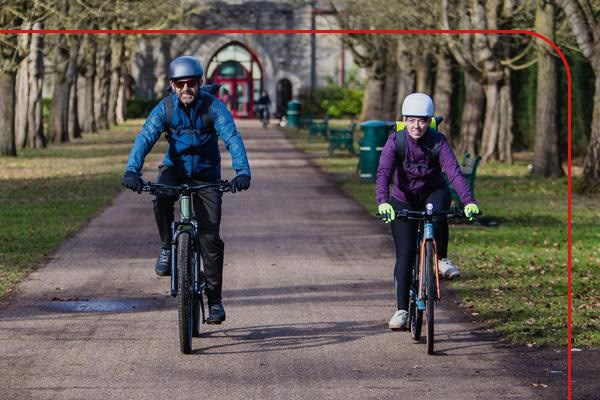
[464,203,480,220]
[378,203,395,223]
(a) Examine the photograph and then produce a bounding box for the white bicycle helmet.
[401,93,434,117]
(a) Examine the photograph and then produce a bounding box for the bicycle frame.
[415,218,441,311]
[142,181,231,300]
[398,204,460,310]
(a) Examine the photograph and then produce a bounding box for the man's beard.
[179,90,195,105]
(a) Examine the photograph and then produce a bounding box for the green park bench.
[298,117,313,131]
[446,153,482,207]
[328,121,357,156]
[308,115,330,138]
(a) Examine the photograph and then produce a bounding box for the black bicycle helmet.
[168,56,203,80]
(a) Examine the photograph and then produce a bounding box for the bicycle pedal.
[205,319,222,325]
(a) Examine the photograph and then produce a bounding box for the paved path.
[0,120,567,399]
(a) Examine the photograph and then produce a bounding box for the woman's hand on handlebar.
[464,203,480,221]
[377,203,395,223]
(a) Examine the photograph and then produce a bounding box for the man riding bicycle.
[375,93,479,330]
[122,55,251,324]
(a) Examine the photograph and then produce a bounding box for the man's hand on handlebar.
[231,174,251,193]
[122,171,143,193]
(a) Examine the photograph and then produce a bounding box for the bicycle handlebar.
[141,180,233,195]
[376,203,482,221]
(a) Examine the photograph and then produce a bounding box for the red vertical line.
[566,52,573,400]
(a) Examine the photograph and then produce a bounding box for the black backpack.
[395,116,443,167]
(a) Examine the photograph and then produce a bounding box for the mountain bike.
[142,180,232,354]
[380,204,473,355]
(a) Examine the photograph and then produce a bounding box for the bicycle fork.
[417,222,441,307]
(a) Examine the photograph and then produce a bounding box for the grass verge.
[0,119,163,298]
[281,124,577,348]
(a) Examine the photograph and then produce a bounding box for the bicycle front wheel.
[425,241,436,355]
[177,232,194,354]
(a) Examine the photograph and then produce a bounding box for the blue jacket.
[125,92,251,182]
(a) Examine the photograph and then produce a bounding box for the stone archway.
[205,41,264,118]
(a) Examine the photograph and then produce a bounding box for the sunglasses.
[173,79,198,89]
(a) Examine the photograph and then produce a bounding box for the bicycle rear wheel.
[425,241,435,355]
[177,232,194,354]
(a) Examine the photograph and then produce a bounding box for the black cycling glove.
[122,171,143,193]
[231,174,251,193]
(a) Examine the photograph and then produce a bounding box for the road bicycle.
[380,204,474,354]
[142,180,232,354]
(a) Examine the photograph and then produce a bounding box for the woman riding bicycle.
[375,93,479,330]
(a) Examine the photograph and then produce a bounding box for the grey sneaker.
[438,258,460,279]
[389,309,409,330]
[155,247,171,277]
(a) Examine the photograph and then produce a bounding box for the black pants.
[153,166,225,305]
[390,188,450,310]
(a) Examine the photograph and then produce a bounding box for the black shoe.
[206,302,226,324]
[155,247,171,277]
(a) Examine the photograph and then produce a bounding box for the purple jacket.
[375,128,476,206]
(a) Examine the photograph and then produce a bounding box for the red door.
[210,62,254,118]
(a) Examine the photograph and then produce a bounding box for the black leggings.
[390,188,450,310]
[153,166,225,304]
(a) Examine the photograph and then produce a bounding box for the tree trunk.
[457,73,485,156]
[382,61,399,120]
[479,71,513,163]
[558,0,599,185]
[67,39,81,141]
[582,65,600,183]
[108,35,124,126]
[498,69,513,163]
[360,51,397,121]
[27,26,45,148]
[0,71,17,156]
[68,73,81,141]
[78,34,97,133]
[116,67,127,124]
[154,37,171,97]
[415,51,433,94]
[533,0,563,177]
[95,39,111,130]
[48,37,70,144]
[433,48,454,139]
[15,33,30,148]
[395,40,415,120]
[115,40,129,125]
[480,82,501,162]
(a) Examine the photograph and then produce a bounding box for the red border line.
[2,28,572,399]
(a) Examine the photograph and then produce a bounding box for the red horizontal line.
[1,28,537,35]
